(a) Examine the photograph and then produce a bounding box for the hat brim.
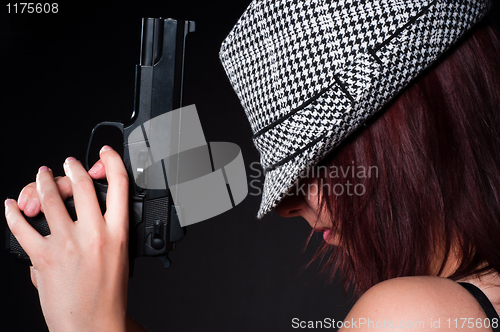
[256,85,368,218]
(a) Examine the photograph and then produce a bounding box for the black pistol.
[8,17,196,270]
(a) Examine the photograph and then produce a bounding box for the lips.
[312,227,333,242]
[312,225,333,243]
[323,229,332,242]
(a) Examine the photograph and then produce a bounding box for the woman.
[5,0,500,331]
[274,19,500,329]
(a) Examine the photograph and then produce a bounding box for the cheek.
[304,180,329,219]
[306,179,342,246]
[303,179,323,208]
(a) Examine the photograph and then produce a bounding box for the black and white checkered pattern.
[219,0,490,218]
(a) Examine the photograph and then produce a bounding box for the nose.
[274,192,307,218]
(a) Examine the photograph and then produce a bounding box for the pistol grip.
[8,198,77,264]
[8,185,107,264]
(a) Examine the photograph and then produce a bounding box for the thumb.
[30,266,38,290]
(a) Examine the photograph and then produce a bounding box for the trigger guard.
[86,121,124,170]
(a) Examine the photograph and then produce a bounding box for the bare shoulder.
[340,276,493,331]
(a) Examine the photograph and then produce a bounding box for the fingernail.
[4,198,14,208]
[38,166,50,174]
[88,162,103,174]
[65,157,77,164]
[25,198,39,213]
[18,195,28,208]
[100,145,113,154]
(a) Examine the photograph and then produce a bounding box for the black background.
[1,1,499,331]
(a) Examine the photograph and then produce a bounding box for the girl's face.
[274,177,340,246]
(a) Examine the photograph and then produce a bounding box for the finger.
[43,177,73,214]
[36,166,73,234]
[4,199,45,257]
[88,160,106,180]
[63,157,102,225]
[20,177,74,217]
[21,182,42,217]
[99,146,129,231]
[55,176,73,198]
[24,197,41,218]
[18,183,36,210]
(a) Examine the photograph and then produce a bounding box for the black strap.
[459,282,500,332]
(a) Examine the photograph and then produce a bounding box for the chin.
[326,237,341,246]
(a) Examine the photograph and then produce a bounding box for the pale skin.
[5,146,146,332]
[5,155,500,331]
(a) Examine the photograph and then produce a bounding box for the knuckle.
[36,249,55,268]
[29,243,50,267]
[111,224,128,242]
[73,177,94,193]
[56,177,73,196]
[26,183,36,190]
[116,232,129,252]
[55,176,69,185]
[87,230,106,253]
[40,190,59,207]
[62,238,78,256]
[20,182,36,195]
[113,172,129,188]
[37,238,77,268]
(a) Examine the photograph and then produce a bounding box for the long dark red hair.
[311,21,500,296]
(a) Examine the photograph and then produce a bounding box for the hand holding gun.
[7,18,196,271]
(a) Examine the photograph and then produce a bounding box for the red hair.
[311,21,500,296]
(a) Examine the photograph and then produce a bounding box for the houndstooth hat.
[219,0,490,218]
